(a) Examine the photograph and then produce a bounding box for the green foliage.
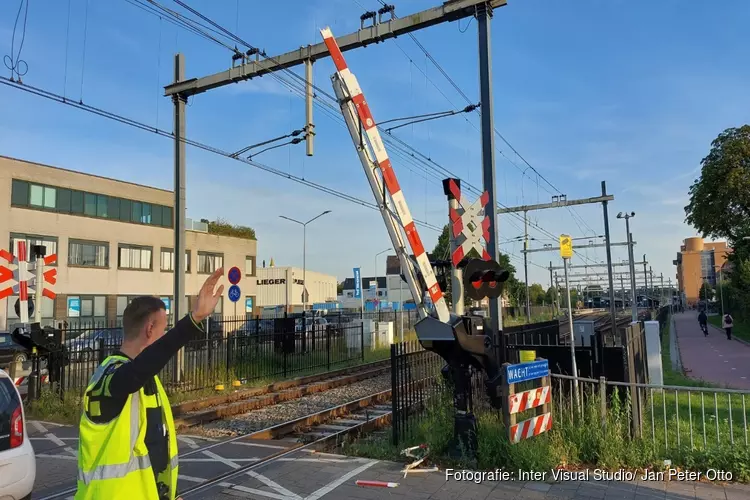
[684,125,750,243]
[528,283,546,305]
[699,282,714,302]
[205,218,257,240]
[337,281,345,295]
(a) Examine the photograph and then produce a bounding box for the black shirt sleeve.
[88,314,205,422]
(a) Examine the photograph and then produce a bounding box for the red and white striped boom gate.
[503,358,553,444]
[321,27,450,323]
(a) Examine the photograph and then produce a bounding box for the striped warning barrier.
[508,386,551,414]
[502,358,553,445]
[14,374,49,387]
[509,412,552,444]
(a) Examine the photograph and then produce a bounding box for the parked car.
[64,328,124,362]
[0,367,35,500]
[0,332,30,369]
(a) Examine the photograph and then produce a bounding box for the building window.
[11,179,29,206]
[159,248,191,272]
[9,234,58,265]
[69,240,109,267]
[198,252,223,274]
[10,179,173,228]
[6,296,54,322]
[67,295,107,325]
[245,256,256,276]
[28,184,56,209]
[118,245,153,270]
[71,190,84,214]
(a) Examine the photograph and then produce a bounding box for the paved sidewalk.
[208,458,750,499]
[674,312,750,390]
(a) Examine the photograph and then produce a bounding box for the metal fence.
[30,315,367,398]
[554,374,750,452]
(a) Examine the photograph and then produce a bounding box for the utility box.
[643,321,662,386]
[573,320,596,346]
[373,321,394,349]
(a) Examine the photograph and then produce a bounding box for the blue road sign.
[228,285,242,303]
[505,360,549,385]
[228,266,242,285]
[353,268,362,299]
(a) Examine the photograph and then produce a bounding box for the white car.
[0,368,34,500]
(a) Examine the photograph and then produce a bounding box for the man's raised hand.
[191,267,225,322]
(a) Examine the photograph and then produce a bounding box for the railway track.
[172,359,391,429]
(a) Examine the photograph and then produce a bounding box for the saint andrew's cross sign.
[0,241,57,323]
[442,178,491,266]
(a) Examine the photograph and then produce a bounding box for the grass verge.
[345,316,750,482]
[708,315,750,343]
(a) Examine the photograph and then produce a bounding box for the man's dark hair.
[123,296,166,340]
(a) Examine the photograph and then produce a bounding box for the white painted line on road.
[30,437,78,441]
[201,449,302,500]
[228,441,289,450]
[31,421,49,434]
[742,377,747,380]
[36,453,76,460]
[732,368,736,370]
[304,460,378,500]
[224,483,293,500]
[182,458,260,463]
[178,436,200,449]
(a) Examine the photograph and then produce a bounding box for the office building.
[674,237,731,306]
[0,156,258,329]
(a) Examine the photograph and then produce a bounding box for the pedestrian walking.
[723,312,734,340]
[74,268,225,500]
[698,309,708,336]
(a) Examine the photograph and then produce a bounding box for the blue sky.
[2,0,749,289]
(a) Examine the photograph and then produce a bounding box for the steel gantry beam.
[523,241,634,254]
[548,261,647,271]
[163,0,508,97]
[495,195,614,214]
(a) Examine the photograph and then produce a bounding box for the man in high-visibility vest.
[75,268,225,500]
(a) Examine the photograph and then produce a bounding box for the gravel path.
[184,374,392,437]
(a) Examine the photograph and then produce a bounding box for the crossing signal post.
[560,234,580,410]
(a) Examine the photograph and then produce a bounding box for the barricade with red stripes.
[502,358,553,444]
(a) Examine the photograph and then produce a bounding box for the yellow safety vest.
[75,355,179,500]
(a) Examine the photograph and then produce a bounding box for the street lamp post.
[279,210,332,315]
[617,212,638,323]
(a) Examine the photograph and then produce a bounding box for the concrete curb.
[669,314,683,373]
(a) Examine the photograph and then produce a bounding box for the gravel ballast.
[185,374,391,437]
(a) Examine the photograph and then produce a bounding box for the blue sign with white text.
[353,268,362,299]
[505,360,549,385]
[228,285,242,303]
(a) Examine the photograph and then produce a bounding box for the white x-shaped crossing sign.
[445,179,491,267]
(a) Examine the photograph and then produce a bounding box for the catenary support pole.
[643,254,648,303]
[620,275,626,311]
[563,257,580,409]
[601,181,617,332]
[173,53,187,383]
[626,226,637,322]
[477,4,503,351]
[305,57,314,156]
[523,211,531,321]
[449,197,465,315]
[549,261,555,314]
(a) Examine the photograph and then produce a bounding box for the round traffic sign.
[14,297,34,318]
[228,266,242,285]
[228,285,242,303]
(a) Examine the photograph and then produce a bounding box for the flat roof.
[0,155,173,194]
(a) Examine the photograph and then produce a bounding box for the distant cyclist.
[698,309,708,336]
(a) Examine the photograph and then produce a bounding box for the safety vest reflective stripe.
[78,454,152,484]
[78,359,145,486]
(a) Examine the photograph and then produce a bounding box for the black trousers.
[725,327,732,340]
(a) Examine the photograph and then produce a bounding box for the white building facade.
[255,266,337,313]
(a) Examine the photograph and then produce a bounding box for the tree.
[545,286,558,306]
[684,125,750,243]
[430,224,518,307]
[699,282,714,302]
[337,282,345,295]
[528,283,546,305]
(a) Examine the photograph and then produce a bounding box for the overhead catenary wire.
[0,76,445,233]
